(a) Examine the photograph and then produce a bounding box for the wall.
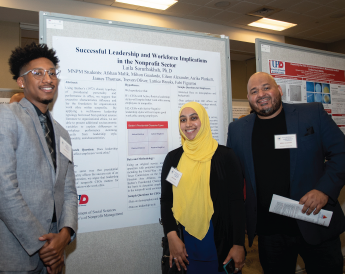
[0,21,20,89]
[327,38,345,55]
[284,36,328,51]
[231,58,256,100]
[285,36,345,55]
[231,60,247,100]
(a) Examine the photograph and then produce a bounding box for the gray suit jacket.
[0,98,78,271]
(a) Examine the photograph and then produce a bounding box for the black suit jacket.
[227,102,345,246]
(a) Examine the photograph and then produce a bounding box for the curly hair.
[8,42,59,80]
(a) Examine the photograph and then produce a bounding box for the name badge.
[166,167,182,187]
[60,137,73,161]
[274,134,297,149]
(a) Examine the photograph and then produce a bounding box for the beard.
[41,98,54,105]
[249,94,282,117]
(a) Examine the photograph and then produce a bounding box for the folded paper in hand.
[269,194,333,227]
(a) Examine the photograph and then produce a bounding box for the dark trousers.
[258,234,343,274]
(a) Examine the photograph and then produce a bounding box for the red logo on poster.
[78,194,89,205]
[270,60,286,74]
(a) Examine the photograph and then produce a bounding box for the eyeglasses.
[20,68,60,80]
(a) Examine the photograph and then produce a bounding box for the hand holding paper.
[269,194,332,227]
[299,189,329,215]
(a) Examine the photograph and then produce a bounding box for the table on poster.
[52,36,224,233]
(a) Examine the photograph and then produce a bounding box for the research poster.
[52,36,224,233]
[269,60,345,134]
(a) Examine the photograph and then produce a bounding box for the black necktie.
[39,114,56,169]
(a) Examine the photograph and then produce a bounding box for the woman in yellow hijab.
[161,102,245,273]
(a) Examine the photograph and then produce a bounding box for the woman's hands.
[167,231,189,271]
[223,245,245,273]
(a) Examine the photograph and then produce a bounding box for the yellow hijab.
[172,102,218,240]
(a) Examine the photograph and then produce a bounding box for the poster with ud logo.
[268,60,345,135]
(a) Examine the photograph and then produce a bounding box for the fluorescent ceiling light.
[248,18,297,31]
[115,0,177,10]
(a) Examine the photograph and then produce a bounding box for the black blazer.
[160,145,245,271]
[227,102,345,246]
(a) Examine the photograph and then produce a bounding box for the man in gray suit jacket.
[0,43,78,273]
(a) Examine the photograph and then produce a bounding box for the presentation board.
[256,39,345,134]
[40,11,232,273]
[41,11,231,234]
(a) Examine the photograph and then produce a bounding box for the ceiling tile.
[309,31,341,40]
[190,7,222,18]
[242,0,273,5]
[307,0,336,4]
[84,0,113,4]
[304,5,337,18]
[204,0,237,10]
[286,1,322,14]
[183,14,210,21]
[227,1,262,14]
[327,20,345,33]
[265,0,301,9]
[111,2,139,10]
[287,14,317,24]
[295,28,324,37]
[204,18,227,25]
[165,2,201,14]
[279,24,314,35]
[136,6,164,14]
[329,0,345,9]
[230,14,261,25]
[268,10,298,21]
[178,0,212,5]
[212,10,243,22]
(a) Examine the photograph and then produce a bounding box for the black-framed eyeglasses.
[20,68,60,80]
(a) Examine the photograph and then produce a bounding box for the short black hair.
[9,42,59,80]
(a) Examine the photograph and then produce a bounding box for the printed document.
[269,194,332,227]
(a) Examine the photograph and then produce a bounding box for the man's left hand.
[299,189,328,215]
[39,227,71,267]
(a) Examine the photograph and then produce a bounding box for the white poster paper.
[52,36,224,233]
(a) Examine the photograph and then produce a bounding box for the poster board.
[40,11,231,273]
[255,39,345,259]
[256,39,345,134]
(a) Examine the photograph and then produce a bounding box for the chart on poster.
[52,36,224,233]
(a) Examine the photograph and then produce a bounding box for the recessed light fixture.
[214,1,230,8]
[115,0,177,10]
[248,18,297,31]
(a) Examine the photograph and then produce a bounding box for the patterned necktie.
[39,114,56,169]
